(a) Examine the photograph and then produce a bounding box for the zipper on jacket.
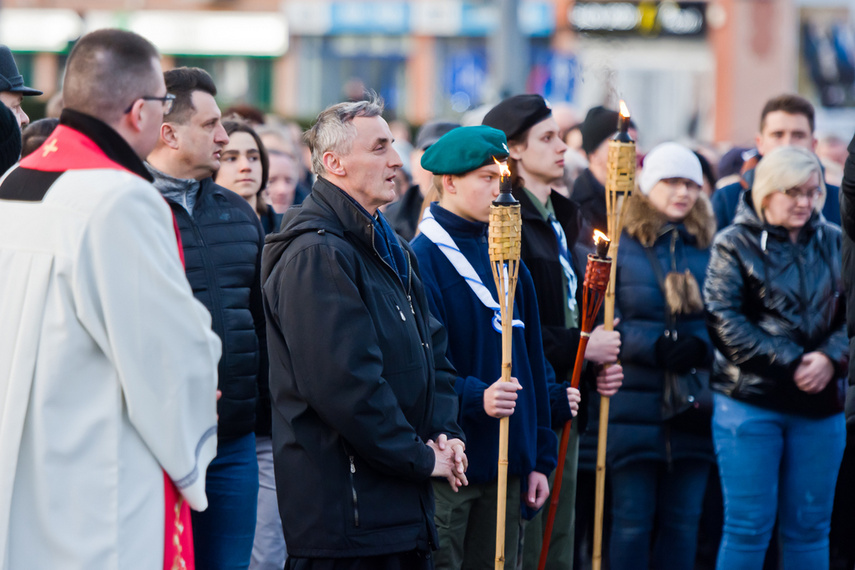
[172,204,227,348]
[371,228,429,358]
[795,246,810,330]
[348,455,359,527]
[405,251,416,315]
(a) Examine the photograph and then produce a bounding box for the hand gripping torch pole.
[489,161,521,570]
[537,232,612,570]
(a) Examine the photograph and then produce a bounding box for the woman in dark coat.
[705,145,847,570]
[609,142,716,570]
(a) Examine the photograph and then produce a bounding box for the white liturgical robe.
[0,160,221,569]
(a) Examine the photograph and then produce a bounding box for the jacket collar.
[429,202,488,238]
[515,186,583,246]
[734,188,824,244]
[572,168,605,202]
[59,109,153,182]
[313,176,378,247]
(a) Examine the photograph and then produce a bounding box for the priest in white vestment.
[0,29,221,570]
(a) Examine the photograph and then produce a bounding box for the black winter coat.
[705,190,847,417]
[514,187,594,430]
[261,177,464,558]
[167,178,269,438]
[572,168,608,237]
[608,194,716,470]
[837,133,855,426]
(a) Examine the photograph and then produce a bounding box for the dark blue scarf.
[334,185,409,289]
[374,210,409,289]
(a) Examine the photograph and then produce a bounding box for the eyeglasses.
[124,94,176,115]
[782,186,821,201]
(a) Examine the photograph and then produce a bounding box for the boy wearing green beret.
[411,125,581,568]
[483,95,624,569]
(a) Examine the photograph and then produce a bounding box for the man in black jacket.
[711,94,840,229]
[146,67,268,570]
[262,98,467,569]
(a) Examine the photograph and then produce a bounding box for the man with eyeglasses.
[146,66,268,570]
[0,29,221,569]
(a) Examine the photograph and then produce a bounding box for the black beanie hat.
[580,106,622,155]
[482,94,552,142]
[0,102,21,174]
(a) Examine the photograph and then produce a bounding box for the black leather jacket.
[704,191,847,417]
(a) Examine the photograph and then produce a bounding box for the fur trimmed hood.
[622,191,716,249]
[622,192,715,316]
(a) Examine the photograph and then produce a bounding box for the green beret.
[420,125,510,175]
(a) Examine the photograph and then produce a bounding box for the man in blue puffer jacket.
[147,67,268,570]
[711,94,840,229]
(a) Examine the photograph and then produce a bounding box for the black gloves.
[655,334,707,374]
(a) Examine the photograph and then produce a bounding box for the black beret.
[421,126,509,175]
[415,121,460,150]
[580,106,620,155]
[579,106,636,155]
[482,94,552,142]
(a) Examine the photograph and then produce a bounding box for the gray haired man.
[262,98,468,568]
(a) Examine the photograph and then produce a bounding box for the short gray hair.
[304,97,384,176]
[752,145,826,220]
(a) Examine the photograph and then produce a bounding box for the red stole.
[164,224,194,570]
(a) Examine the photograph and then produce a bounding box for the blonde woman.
[705,145,847,569]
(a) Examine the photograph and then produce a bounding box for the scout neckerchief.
[419,206,523,333]
[548,212,579,313]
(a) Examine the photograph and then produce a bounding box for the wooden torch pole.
[538,237,612,570]
[489,162,522,570]
[592,101,635,570]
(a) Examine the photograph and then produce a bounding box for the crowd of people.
[1,27,855,570]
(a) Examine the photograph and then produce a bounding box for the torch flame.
[493,157,511,178]
[619,100,630,119]
[593,229,610,244]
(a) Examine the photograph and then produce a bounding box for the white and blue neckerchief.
[418,208,524,334]
[547,213,578,312]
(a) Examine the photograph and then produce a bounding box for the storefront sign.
[570,2,706,37]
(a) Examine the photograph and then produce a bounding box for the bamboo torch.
[489,160,522,570]
[538,231,612,570]
[592,100,635,570]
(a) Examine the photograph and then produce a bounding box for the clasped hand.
[429,434,468,492]
[794,351,834,394]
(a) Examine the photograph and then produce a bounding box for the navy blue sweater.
[411,204,558,486]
